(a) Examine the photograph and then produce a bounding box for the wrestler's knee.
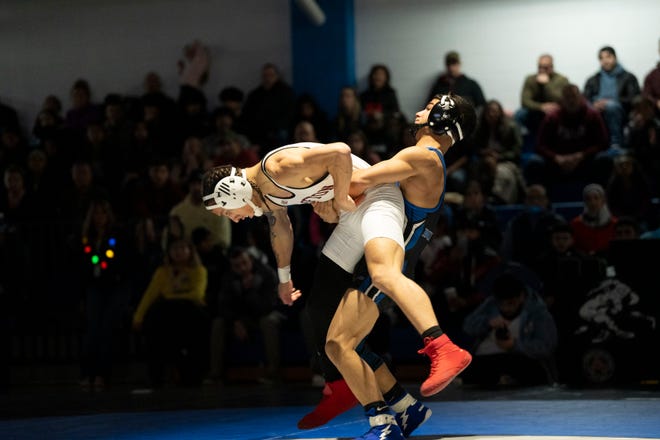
[325,338,343,363]
[369,264,398,294]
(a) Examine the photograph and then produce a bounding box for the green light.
[91,255,100,264]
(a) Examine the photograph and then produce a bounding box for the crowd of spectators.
[1,40,659,391]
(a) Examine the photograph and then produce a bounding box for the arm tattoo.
[265,212,282,263]
[265,212,277,239]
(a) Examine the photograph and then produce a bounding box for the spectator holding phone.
[462,272,558,386]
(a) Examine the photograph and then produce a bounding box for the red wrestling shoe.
[418,334,472,397]
[297,378,359,429]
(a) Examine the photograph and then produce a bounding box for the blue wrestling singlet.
[355,147,447,304]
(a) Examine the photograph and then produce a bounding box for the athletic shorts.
[322,183,405,274]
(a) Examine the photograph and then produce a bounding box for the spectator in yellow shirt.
[132,238,209,387]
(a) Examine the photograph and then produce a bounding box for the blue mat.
[2,399,660,439]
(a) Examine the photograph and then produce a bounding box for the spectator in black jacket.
[428,51,486,114]
[209,247,285,384]
[359,64,406,156]
[583,46,641,149]
[500,184,565,267]
[240,63,295,154]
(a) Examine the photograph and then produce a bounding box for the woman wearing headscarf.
[570,183,618,255]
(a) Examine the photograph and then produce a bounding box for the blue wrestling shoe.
[395,399,432,437]
[355,414,405,440]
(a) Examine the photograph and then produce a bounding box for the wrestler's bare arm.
[265,207,301,305]
[265,207,294,269]
[312,200,340,223]
[350,147,438,192]
[268,143,356,212]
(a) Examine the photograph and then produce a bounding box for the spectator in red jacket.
[524,84,609,189]
[570,183,618,255]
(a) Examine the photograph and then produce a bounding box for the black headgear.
[410,95,464,143]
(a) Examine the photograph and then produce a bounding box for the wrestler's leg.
[298,188,391,430]
[362,238,438,335]
[325,287,382,406]
[373,362,432,436]
[374,363,396,394]
[326,285,422,438]
[361,228,471,397]
[304,254,353,382]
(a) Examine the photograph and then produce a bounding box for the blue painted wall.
[290,0,355,120]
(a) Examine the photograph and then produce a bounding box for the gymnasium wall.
[1,0,658,131]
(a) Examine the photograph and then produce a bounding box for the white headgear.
[202,167,263,216]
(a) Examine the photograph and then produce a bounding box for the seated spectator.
[462,272,558,387]
[170,136,211,188]
[64,79,103,146]
[38,127,73,186]
[359,64,406,156]
[525,84,609,192]
[169,169,231,252]
[102,93,134,158]
[469,99,525,204]
[570,183,618,255]
[191,226,228,304]
[415,209,457,309]
[624,95,660,193]
[202,108,258,168]
[177,83,210,141]
[605,153,653,228]
[132,238,209,387]
[500,184,565,267]
[240,63,296,153]
[58,160,109,235]
[160,215,186,253]
[346,130,381,165]
[24,149,58,209]
[41,94,64,117]
[209,247,284,384]
[127,158,184,293]
[128,156,184,236]
[332,86,363,142]
[453,180,501,251]
[0,126,29,174]
[514,54,569,157]
[612,216,641,241]
[218,86,245,120]
[642,38,660,118]
[202,107,251,158]
[292,93,331,143]
[291,120,318,145]
[1,165,35,235]
[141,71,176,120]
[427,51,486,113]
[32,107,64,147]
[429,213,502,344]
[0,166,31,305]
[532,222,605,383]
[583,46,640,149]
[140,82,178,159]
[442,131,471,193]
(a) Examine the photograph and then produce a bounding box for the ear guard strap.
[203,167,263,216]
